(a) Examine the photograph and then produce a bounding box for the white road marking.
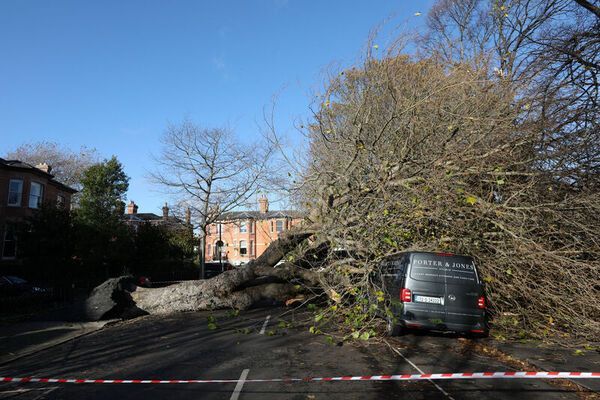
[391,347,456,400]
[230,369,249,400]
[31,387,59,400]
[259,315,271,335]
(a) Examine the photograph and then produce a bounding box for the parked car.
[203,262,233,279]
[0,275,52,298]
[374,251,489,337]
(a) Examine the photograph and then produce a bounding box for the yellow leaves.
[376,290,385,302]
[414,12,422,16]
[465,195,478,205]
[373,44,379,50]
[324,100,330,107]
[483,276,494,283]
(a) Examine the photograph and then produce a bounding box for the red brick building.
[205,196,303,265]
[0,158,76,261]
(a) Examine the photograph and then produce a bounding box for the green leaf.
[315,314,324,323]
[278,321,290,329]
[207,322,218,330]
[359,332,371,341]
[351,331,360,339]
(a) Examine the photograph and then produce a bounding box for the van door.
[441,256,483,329]
[408,253,482,329]
[406,253,447,327]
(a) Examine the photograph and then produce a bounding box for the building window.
[276,220,284,232]
[2,225,17,259]
[29,182,44,209]
[8,179,23,206]
[57,194,66,208]
[239,221,247,233]
[249,220,254,233]
[239,240,247,256]
[249,240,254,256]
[207,243,212,256]
[270,220,274,232]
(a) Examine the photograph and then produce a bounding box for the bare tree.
[150,120,274,277]
[422,0,599,188]
[5,141,99,191]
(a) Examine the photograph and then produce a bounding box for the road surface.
[0,307,590,399]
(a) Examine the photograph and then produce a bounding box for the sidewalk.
[490,340,600,392]
[0,319,116,365]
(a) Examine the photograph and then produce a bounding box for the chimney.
[258,195,269,213]
[126,201,138,215]
[35,163,52,174]
[162,202,169,220]
[185,207,191,225]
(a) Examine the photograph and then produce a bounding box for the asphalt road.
[0,307,590,399]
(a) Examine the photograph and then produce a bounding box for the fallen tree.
[85,229,318,319]
[87,1,599,341]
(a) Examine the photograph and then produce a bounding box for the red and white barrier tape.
[1,372,599,384]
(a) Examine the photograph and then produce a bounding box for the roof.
[124,212,185,225]
[218,210,304,221]
[0,157,77,193]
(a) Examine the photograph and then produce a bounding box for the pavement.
[0,320,115,365]
[0,306,597,399]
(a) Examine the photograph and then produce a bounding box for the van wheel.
[386,318,403,336]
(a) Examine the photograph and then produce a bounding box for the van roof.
[384,251,474,259]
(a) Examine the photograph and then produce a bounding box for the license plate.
[414,295,442,304]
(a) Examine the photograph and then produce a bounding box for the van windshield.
[409,254,479,285]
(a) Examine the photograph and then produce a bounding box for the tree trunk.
[199,232,206,279]
[123,229,316,315]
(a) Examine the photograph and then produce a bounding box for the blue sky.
[0,0,433,214]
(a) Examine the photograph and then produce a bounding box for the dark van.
[377,251,488,337]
